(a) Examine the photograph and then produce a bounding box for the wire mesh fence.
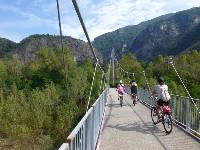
[137,88,200,137]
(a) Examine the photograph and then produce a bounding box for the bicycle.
[118,94,123,107]
[131,93,137,106]
[151,98,173,134]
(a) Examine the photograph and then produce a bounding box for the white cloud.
[0,0,200,42]
[77,0,167,40]
[68,0,200,40]
[77,0,92,8]
[62,23,84,39]
[0,31,23,43]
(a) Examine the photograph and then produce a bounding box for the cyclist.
[130,80,138,104]
[117,80,125,103]
[152,77,170,117]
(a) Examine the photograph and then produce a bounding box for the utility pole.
[112,48,115,87]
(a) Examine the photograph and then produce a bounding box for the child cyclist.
[130,80,138,104]
[117,80,125,102]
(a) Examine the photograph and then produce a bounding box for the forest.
[115,50,200,99]
[0,47,105,149]
[0,47,199,149]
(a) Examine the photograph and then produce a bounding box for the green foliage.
[119,53,143,73]
[0,43,199,149]
[116,50,200,99]
[0,38,17,56]
[0,47,104,149]
[94,7,200,62]
[116,53,143,86]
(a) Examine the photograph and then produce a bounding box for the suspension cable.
[86,62,99,112]
[72,0,106,77]
[143,70,152,92]
[55,0,68,85]
[99,73,105,95]
[115,56,142,76]
[106,58,112,85]
[115,57,128,73]
[72,0,98,63]
[115,50,199,114]
[71,0,111,112]
[114,54,151,91]
[169,58,200,114]
[98,63,105,74]
[108,59,112,81]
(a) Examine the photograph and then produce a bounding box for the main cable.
[56,0,68,85]
[72,0,98,63]
[86,62,99,112]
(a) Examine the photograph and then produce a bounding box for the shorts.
[157,99,170,106]
[131,92,137,96]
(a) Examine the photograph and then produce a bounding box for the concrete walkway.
[99,88,200,150]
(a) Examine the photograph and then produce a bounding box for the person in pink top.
[117,80,125,106]
[117,80,125,95]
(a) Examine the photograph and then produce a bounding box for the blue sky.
[0,0,200,42]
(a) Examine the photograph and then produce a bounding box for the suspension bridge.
[57,1,200,149]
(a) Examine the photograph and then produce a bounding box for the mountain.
[0,38,17,56]
[93,7,200,62]
[132,7,200,61]
[1,7,200,63]
[0,34,101,63]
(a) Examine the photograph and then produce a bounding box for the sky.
[0,0,200,43]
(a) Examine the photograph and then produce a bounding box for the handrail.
[137,88,200,138]
[58,143,69,150]
[59,87,109,150]
[67,107,93,140]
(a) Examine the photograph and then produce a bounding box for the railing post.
[89,112,93,150]
[171,95,176,119]
[92,109,95,150]
[58,143,69,150]
[186,97,190,131]
[83,124,86,150]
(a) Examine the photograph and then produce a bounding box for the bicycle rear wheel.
[120,96,123,107]
[133,100,136,106]
[132,95,136,106]
[151,107,158,125]
[162,113,173,134]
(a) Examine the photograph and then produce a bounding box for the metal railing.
[137,88,200,137]
[59,87,109,150]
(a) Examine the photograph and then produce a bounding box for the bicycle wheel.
[151,107,158,125]
[162,113,173,134]
[132,96,136,106]
[133,98,136,106]
[120,96,123,107]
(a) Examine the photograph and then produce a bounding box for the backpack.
[161,87,171,101]
[118,84,125,95]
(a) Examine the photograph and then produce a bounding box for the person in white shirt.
[152,77,170,115]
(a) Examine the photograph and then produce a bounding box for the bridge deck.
[98,88,200,150]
